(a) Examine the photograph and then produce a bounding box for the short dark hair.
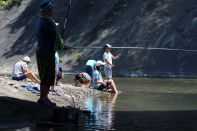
[75,74,81,80]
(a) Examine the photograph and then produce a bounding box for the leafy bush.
[0,0,22,9]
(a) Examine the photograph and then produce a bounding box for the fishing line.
[70,46,197,52]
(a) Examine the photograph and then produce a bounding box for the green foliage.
[76,54,82,63]
[0,0,22,9]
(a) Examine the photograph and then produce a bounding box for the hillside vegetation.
[0,0,196,77]
[0,0,22,9]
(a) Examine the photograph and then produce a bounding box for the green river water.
[58,77,197,130]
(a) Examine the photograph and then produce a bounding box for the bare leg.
[109,80,118,94]
[25,71,40,83]
[51,69,57,91]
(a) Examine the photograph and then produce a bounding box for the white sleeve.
[22,63,28,71]
[110,53,114,58]
[103,52,108,62]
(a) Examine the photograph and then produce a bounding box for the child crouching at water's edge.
[93,60,118,94]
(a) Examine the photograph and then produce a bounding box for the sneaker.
[57,82,63,86]
[55,89,63,96]
[50,90,57,95]
[103,87,111,92]
[107,89,112,92]
[37,98,56,108]
[50,89,62,96]
[103,88,107,91]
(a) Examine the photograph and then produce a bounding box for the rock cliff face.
[0,0,196,77]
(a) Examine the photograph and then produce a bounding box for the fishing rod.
[61,0,72,37]
[70,46,197,52]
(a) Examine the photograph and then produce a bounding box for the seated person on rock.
[74,72,91,88]
[12,56,40,84]
[92,60,118,94]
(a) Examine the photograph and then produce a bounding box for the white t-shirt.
[103,52,113,68]
[12,60,28,77]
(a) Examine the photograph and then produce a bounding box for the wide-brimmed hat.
[22,56,31,62]
[96,60,105,66]
[40,0,53,13]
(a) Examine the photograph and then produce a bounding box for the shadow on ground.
[0,96,52,129]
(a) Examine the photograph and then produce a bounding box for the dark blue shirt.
[36,16,56,51]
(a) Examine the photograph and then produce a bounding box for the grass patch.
[0,0,22,9]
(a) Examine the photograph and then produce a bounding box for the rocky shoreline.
[0,76,105,129]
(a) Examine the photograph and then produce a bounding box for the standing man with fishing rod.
[36,0,70,107]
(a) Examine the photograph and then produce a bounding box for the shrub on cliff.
[0,0,22,9]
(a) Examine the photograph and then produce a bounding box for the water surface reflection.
[84,93,118,130]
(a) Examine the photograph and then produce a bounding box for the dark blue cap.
[40,0,53,13]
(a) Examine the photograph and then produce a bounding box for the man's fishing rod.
[61,0,72,37]
[70,46,197,52]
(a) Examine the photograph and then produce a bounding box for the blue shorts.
[56,71,62,80]
[12,74,26,81]
[104,66,112,79]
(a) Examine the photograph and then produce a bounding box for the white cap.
[104,44,112,48]
[23,56,31,62]
[96,60,105,66]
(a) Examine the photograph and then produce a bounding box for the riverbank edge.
[0,76,108,129]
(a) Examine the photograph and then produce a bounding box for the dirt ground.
[0,76,102,129]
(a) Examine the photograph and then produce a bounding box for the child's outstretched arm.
[113,53,121,59]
